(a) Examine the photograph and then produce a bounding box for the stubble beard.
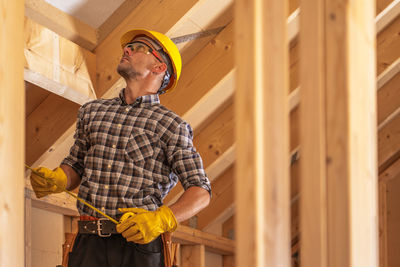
[117,62,139,80]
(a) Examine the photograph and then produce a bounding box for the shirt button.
[108,165,111,169]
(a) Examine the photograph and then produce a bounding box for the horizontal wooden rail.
[173,224,235,255]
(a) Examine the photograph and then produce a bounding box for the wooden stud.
[181,245,205,267]
[0,1,25,266]
[235,0,290,266]
[300,0,378,266]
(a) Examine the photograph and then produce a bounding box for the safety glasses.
[124,41,164,63]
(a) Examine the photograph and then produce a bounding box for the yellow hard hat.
[120,29,182,93]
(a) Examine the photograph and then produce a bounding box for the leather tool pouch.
[62,232,78,267]
[162,233,180,267]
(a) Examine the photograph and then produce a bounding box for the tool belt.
[78,217,117,237]
[62,216,179,267]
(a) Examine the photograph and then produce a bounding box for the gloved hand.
[30,167,67,198]
[117,206,178,244]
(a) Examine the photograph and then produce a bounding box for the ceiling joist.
[25,0,98,51]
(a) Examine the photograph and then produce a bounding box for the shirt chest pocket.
[126,131,155,162]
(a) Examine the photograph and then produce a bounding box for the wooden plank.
[25,94,79,165]
[379,158,400,267]
[196,166,234,230]
[378,113,400,173]
[25,0,98,51]
[94,0,199,97]
[0,1,25,266]
[97,0,143,45]
[377,70,400,126]
[181,245,205,267]
[300,0,378,267]
[160,21,234,116]
[384,166,400,266]
[25,198,32,267]
[235,0,290,267]
[377,15,400,75]
[173,225,235,255]
[24,17,97,104]
[376,0,400,33]
[222,216,235,267]
[299,0,328,265]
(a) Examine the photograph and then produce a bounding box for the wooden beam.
[377,15,400,75]
[376,0,400,33]
[97,0,143,45]
[235,0,290,267]
[300,0,378,267]
[24,0,98,51]
[24,17,97,104]
[25,94,79,166]
[196,166,234,230]
[181,245,205,267]
[0,1,25,266]
[173,225,235,255]
[379,158,400,267]
[378,113,400,173]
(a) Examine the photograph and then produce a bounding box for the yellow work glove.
[117,206,178,244]
[30,167,67,198]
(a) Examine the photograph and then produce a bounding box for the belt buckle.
[97,218,112,237]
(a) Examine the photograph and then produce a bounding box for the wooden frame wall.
[300,0,378,266]
[235,0,291,266]
[0,1,25,266]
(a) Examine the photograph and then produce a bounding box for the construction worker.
[30,29,211,267]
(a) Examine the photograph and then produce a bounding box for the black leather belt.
[78,218,118,237]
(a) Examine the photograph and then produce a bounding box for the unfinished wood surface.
[382,160,400,267]
[161,21,234,116]
[196,166,234,230]
[300,0,378,267]
[25,94,79,165]
[24,17,97,104]
[173,225,235,255]
[378,112,400,173]
[25,198,32,267]
[235,0,290,266]
[97,0,143,45]
[222,216,235,267]
[181,245,205,267]
[379,158,400,267]
[377,15,400,75]
[25,0,98,50]
[377,63,400,125]
[376,0,400,33]
[94,0,199,97]
[0,1,25,266]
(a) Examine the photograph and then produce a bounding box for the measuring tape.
[25,164,120,224]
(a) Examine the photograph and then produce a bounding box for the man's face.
[117,37,163,80]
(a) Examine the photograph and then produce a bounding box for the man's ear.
[152,62,167,74]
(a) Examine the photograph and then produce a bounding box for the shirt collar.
[119,89,160,107]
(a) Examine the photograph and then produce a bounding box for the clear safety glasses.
[124,41,164,63]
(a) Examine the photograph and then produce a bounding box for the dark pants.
[68,234,164,267]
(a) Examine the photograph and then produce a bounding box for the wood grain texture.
[0,1,25,266]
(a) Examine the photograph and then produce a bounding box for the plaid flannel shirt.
[62,89,211,218]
